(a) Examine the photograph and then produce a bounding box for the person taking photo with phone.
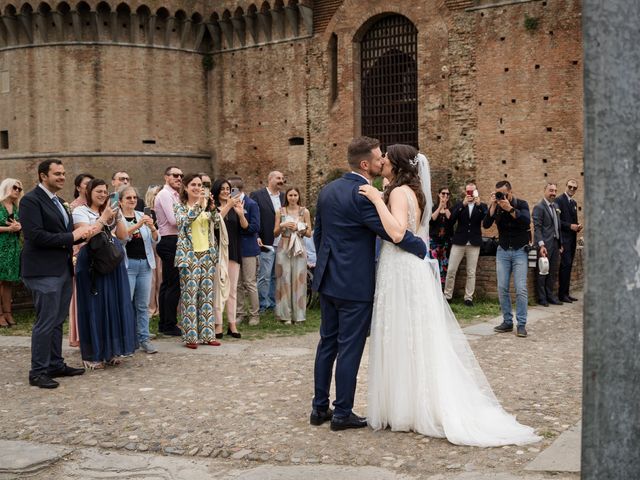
[73,178,136,369]
[483,180,531,338]
[119,185,159,354]
[174,173,223,348]
[444,183,488,307]
[212,178,246,339]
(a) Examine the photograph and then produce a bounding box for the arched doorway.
[360,15,418,149]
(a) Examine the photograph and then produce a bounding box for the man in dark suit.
[250,171,285,311]
[555,179,582,302]
[229,176,262,326]
[532,182,564,307]
[310,137,427,431]
[443,182,488,307]
[20,159,93,388]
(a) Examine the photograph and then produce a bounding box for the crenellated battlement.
[0,0,313,52]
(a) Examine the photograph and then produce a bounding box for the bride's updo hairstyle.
[383,144,426,214]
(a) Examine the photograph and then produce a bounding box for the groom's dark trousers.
[314,294,373,418]
[311,172,426,420]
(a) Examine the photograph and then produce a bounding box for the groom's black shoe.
[310,408,333,426]
[330,413,367,431]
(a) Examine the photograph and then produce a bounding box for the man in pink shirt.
[154,166,183,336]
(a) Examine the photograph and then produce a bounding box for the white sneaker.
[140,341,158,354]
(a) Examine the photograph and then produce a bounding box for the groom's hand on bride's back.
[400,230,427,259]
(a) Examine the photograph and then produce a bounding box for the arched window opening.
[360,15,418,149]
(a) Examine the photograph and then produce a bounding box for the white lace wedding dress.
[367,189,541,447]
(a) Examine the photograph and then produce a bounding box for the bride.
[359,144,540,447]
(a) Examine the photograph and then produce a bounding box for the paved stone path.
[0,299,583,479]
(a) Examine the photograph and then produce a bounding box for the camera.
[495,191,505,200]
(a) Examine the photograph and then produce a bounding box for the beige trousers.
[444,244,481,301]
[237,256,260,322]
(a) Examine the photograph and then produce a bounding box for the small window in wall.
[288,137,304,146]
[329,33,338,104]
[1,131,8,149]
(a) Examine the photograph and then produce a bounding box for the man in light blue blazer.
[310,136,427,431]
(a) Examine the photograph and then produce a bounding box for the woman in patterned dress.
[174,173,221,349]
[273,187,312,324]
[0,178,23,328]
[429,187,453,290]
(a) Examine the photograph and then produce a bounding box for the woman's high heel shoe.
[215,332,224,339]
[226,327,241,339]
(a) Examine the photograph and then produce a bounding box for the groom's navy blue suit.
[311,172,427,419]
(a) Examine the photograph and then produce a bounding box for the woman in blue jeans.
[119,186,160,353]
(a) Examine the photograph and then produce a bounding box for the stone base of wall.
[449,247,584,300]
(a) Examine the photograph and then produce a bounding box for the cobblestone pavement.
[0,301,582,479]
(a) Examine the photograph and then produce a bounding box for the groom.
[310,136,427,430]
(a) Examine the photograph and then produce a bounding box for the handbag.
[88,226,124,275]
[479,236,499,256]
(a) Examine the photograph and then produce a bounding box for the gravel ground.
[0,302,582,478]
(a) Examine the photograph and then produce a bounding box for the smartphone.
[230,187,240,198]
[143,207,152,217]
[109,192,119,209]
[7,213,14,222]
[466,189,474,197]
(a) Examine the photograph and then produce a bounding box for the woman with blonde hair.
[273,187,312,324]
[119,185,159,354]
[0,178,23,327]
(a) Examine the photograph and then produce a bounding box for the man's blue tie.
[52,196,69,227]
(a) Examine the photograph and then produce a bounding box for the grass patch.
[448,297,502,325]
[4,298,501,339]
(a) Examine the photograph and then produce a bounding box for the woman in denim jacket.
[119,185,160,354]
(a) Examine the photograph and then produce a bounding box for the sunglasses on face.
[567,185,578,191]
[123,195,137,200]
[117,176,130,182]
[441,192,450,196]
[169,173,184,179]
[202,182,212,189]
[12,185,22,192]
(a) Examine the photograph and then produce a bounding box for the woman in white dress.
[359,144,540,447]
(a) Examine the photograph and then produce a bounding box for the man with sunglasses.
[154,166,184,336]
[555,179,583,303]
[111,171,144,211]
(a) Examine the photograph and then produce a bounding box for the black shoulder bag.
[88,227,124,275]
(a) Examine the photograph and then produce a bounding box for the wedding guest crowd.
[5,157,583,388]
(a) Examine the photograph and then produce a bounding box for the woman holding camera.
[119,185,159,354]
[273,187,312,324]
[211,179,246,339]
[73,179,136,369]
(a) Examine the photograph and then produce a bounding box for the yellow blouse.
[191,211,210,253]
